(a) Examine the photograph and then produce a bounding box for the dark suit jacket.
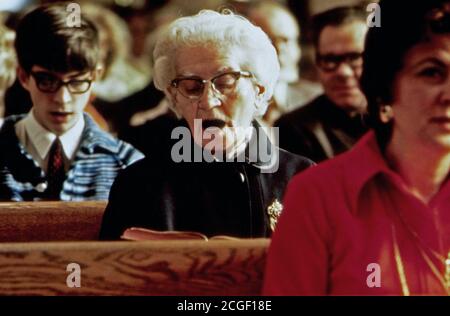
[275,94,368,163]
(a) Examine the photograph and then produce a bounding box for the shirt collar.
[327,130,450,215]
[24,110,85,160]
[344,131,394,214]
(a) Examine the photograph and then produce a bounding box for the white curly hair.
[153,9,280,116]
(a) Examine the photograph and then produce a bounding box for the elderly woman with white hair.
[99,10,313,240]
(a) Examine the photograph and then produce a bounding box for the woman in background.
[0,22,16,126]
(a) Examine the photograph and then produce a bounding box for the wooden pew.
[0,201,107,242]
[0,239,269,296]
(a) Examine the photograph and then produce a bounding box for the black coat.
[99,121,313,239]
[275,94,368,163]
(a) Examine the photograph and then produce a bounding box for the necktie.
[47,139,65,199]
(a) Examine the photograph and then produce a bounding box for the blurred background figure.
[81,2,155,133]
[247,0,322,125]
[275,5,369,163]
[82,2,150,103]
[0,0,33,12]
[0,20,17,127]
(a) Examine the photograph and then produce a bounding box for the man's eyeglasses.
[316,52,363,72]
[171,71,253,100]
[30,71,93,94]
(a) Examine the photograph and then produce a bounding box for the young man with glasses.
[0,3,143,201]
[275,6,369,163]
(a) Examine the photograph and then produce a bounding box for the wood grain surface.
[0,239,269,296]
[0,201,107,242]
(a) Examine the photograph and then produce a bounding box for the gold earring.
[380,105,393,123]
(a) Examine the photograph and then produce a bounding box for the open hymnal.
[121,227,240,241]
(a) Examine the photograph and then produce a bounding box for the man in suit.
[275,6,369,162]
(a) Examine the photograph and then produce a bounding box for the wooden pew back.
[0,239,269,296]
[0,201,106,242]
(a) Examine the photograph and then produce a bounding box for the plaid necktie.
[46,138,65,199]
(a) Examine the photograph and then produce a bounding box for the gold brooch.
[267,199,283,231]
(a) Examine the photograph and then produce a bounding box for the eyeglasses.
[30,71,93,94]
[316,52,363,72]
[171,71,253,100]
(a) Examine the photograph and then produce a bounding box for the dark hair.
[14,2,99,74]
[360,0,450,148]
[311,5,367,49]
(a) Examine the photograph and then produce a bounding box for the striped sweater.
[0,114,144,201]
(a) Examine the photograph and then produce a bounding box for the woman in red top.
[264,0,450,295]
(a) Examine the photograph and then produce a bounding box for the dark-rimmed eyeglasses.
[30,71,93,94]
[171,71,253,100]
[316,52,363,72]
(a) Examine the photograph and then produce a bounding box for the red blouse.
[263,131,450,295]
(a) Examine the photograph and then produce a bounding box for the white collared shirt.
[15,110,85,173]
